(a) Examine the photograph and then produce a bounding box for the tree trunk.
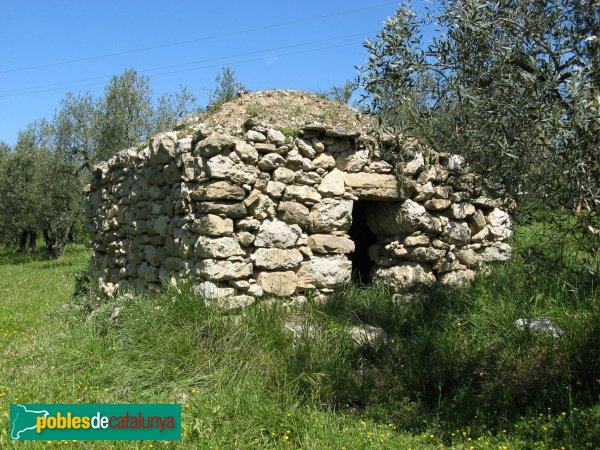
[17,231,28,252]
[29,231,37,252]
[43,229,52,252]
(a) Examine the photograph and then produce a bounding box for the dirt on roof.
[201,90,377,135]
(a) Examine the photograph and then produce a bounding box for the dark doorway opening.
[349,201,378,284]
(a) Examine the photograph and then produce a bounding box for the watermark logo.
[10,404,181,441]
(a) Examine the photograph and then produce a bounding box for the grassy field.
[0,228,598,449]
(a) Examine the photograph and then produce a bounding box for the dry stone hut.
[85,90,512,306]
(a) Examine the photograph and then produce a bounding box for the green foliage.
[244,102,266,117]
[360,0,600,251]
[317,81,358,104]
[0,120,83,255]
[205,66,245,113]
[0,69,198,256]
[53,91,96,167]
[0,140,10,157]
[153,85,197,135]
[275,126,300,140]
[54,69,197,167]
[94,69,156,162]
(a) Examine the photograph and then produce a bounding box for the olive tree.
[1,69,200,256]
[205,66,245,113]
[360,0,599,251]
[153,85,197,134]
[94,69,155,162]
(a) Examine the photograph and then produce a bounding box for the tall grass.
[0,223,598,448]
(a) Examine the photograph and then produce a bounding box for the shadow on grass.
[0,248,54,266]
[0,244,90,267]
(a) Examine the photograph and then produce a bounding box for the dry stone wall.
[85,93,512,306]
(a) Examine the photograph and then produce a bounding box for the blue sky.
[0,0,417,146]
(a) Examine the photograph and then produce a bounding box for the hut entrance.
[349,200,378,284]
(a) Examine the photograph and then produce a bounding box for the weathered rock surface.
[344,173,400,200]
[515,319,563,338]
[251,248,304,270]
[375,262,436,292]
[309,198,353,233]
[308,234,355,254]
[194,133,234,157]
[297,256,352,289]
[254,220,302,249]
[192,214,233,236]
[195,259,252,281]
[349,324,389,350]
[257,271,298,296]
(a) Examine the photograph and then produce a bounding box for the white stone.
[374,262,436,292]
[349,324,389,349]
[237,231,255,247]
[195,236,245,259]
[413,182,435,202]
[234,141,259,164]
[246,130,267,142]
[308,234,355,254]
[447,154,466,172]
[344,173,400,200]
[192,214,234,236]
[515,319,562,338]
[284,185,322,205]
[267,129,286,145]
[251,248,304,270]
[297,255,352,288]
[487,208,512,239]
[273,167,296,184]
[206,295,256,310]
[336,149,368,172]
[438,269,475,287]
[309,198,353,233]
[266,181,287,199]
[404,235,430,246]
[205,154,260,185]
[257,271,298,296]
[257,153,285,171]
[479,242,512,262]
[441,221,471,245]
[296,138,316,158]
[317,169,346,197]
[312,154,336,169]
[444,203,476,219]
[455,248,482,268]
[404,153,424,176]
[195,133,235,157]
[194,280,235,299]
[295,172,321,186]
[195,259,253,281]
[254,219,302,248]
[247,284,264,297]
[149,131,178,164]
[367,200,440,235]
